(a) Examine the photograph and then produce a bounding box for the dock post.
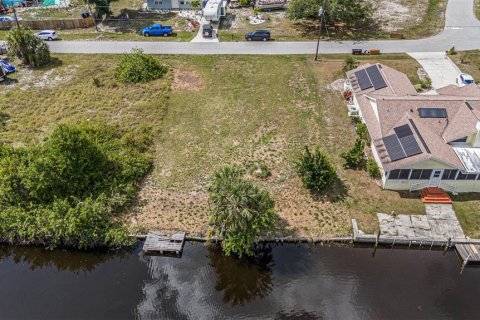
[419,240,423,249]
[375,230,380,247]
[429,240,434,251]
[409,240,412,248]
[391,238,396,249]
[443,237,451,255]
[460,253,472,275]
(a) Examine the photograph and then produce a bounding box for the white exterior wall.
[383,159,480,192]
[370,140,387,185]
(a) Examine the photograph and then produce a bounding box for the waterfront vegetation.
[5,52,480,245]
[208,165,276,257]
[0,124,151,249]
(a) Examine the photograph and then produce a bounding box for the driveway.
[408,52,461,89]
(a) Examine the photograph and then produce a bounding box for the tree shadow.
[310,177,349,203]
[219,13,236,30]
[396,190,422,200]
[208,242,274,306]
[451,193,480,202]
[0,244,131,274]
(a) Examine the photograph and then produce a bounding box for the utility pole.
[314,0,326,61]
[10,1,20,29]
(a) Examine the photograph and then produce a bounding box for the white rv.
[203,0,227,22]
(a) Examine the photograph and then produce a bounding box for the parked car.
[456,73,475,87]
[0,15,21,22]
[245,30,271,41]
[202,24,213,38]
[0,59,15,74]
[141,24,173,37]
[36,30,58,41]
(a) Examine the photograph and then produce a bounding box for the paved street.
[37,0,480,55]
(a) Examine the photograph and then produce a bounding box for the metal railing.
[410,181,429,192]
[439,181,457,194]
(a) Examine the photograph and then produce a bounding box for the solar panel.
[418,108,447,118]
[354,69,373,90]
[383,134,406,161]
[399,135,422,157]
[394,124,413,138]
[365,65,387,90]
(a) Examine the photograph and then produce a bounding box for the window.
[180,1,185,4]
[154,0,162,4]
[420,169,433,180]
[388,169,410,180]
[442,169,458,180]
[399,169,411,179]
[389,170,400,180]
[410,169,422,179]
[456,172,477,180]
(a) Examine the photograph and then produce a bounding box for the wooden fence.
[0,17,94,30]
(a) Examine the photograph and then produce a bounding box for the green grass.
[402,0,447,39]
[453,194,480,239]
[476,0,480,20]
[0,53,428,237]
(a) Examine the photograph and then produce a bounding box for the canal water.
[1,243,479,319]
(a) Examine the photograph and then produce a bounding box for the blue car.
[141,24,173,37]
[0,59,15,74]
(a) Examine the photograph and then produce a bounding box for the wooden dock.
[455,244,480,265]
[142,230,186,255]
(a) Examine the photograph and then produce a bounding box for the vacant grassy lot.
[0,53,429,238]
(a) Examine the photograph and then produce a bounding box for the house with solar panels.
[345,63,480,193]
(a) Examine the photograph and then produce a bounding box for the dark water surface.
[1,242,480,320]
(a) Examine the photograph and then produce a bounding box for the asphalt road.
[3,0,480,55]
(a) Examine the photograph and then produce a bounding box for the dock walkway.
[142,230,186,255]
[455,244,480,266]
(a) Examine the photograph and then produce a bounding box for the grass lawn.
[451,50,480,82]
[452,194,480,239]
[477,0,480,20]
[1,53,428,238]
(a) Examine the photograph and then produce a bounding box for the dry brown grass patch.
[172,69,204,91]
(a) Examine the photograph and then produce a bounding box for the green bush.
[295,146,337,191]
[343,56,358,72]
[340,139,366,169]
[420,77,432,89]
[0,111,9,131]
[356,123,370,143]
[208,165,276,257]
[6,28,50,67]
[115,48,168,84]
[0,123,152,249]
[367,159,381,178]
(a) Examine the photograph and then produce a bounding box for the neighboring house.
[345,63,480,193]
[145,0,196,10]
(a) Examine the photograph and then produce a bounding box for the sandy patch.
[172,69,204,91]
